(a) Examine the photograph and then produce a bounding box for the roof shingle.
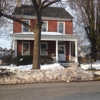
[13,5,73,19]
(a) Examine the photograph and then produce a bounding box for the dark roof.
[13,5,73,19]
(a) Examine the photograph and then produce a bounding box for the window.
[40,43,48,55]
[22,42,30,55]
[41,21,48,32]
[58,22,65,34]
[22,20,29,32]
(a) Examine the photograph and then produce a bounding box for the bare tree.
[67,0,100,61]
[0,0,61,69]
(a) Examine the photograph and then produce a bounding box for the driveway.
[0,81,100,100]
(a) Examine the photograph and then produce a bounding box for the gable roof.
[13,5,73,19]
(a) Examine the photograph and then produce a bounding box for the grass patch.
[88,68,97,71]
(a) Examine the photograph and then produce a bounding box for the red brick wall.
[13,19,73,34]
[65,41,69,61]
[17,41,21,56]
[17,40,69,61]
[48,41,56,56]
[65,21,73,34]
[17,40,34,56]
[48,20,57,32]
[13,21,21,33]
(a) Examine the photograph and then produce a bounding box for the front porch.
[10,32,79,63]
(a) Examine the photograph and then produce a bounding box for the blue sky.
[0,19,12,49]
[0,37,12,49]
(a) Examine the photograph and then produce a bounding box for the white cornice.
[14,15,73,21]
[10,33,79,41]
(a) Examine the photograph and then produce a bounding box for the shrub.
[11,56,33,66]
[40,56,53,65]
[11,55,53,66]
[2,55,12,65]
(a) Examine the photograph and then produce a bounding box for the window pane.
[41,43,48,55]
[58,47,64,54]
[41,44,46,48]
[58,23,64,33]
[42,22,47,32]
[23,20,29,32]
[22,43,30,55]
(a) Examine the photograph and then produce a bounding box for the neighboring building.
[10,5,79,63]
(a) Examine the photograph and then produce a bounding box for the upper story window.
[41,21,48,32]
[22,42,30,55]
[22,20,29,32]
[58,22,65,34]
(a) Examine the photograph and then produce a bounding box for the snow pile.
[0,63,94,84]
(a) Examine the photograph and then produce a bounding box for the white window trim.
[22,20,30,32]
[40,42,48,55]
[22,42,30,55]
[42,21,48,32]
[57,22,65,34]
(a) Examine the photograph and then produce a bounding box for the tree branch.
[42,0,60,10]
[31,0,39,12]
[39,0,47,11]
[2,13,34,32]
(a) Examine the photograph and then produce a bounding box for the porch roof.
[10,32,79,42]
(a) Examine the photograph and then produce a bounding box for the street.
[0,81,100,100]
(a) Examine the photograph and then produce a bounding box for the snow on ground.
[0,63,64,72]
[0,61,100,71]
[80,60,100,70]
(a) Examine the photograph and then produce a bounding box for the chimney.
[16,0,21,7]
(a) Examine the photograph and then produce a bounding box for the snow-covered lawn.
[0,60,100,71]
[0,63,64,72]
[80,60,100,70]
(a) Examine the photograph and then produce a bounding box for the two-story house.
[10,5,79,63]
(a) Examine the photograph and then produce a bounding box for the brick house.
[10,5,79,63]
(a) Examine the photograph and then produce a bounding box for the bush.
[11,55,53,66]
[2,55,12,65]
[11,56,33,66]
[40,56,53,65]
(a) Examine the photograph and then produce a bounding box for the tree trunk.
[32,12,42,69]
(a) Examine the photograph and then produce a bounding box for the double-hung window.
[58,22,65,34]
[40,43,48,55]
[41,21,48,32]
[22,20,29,32]
[22,42,30,55]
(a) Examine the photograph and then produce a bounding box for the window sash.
[22,42,30,55]
[41,21,48,32]
[22,20,29,32]
[40,43,48,55]
[58,22,64,34]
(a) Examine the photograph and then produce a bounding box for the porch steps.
[60,63,73,67]
[58,61,75,68]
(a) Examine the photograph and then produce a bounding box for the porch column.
[56,40,58,62]
[75,40,78,62]
[13,40,17,57]
[69,42,71,61]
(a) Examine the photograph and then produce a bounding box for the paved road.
[0,81,100,100]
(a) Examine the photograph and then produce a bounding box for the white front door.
[58,45,66,61]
